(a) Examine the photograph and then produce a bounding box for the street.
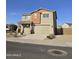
[6,41,72,59]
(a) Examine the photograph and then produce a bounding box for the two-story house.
[18,8,57,35]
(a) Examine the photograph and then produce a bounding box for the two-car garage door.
[34,25,54,35]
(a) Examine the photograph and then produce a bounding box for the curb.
[6,39,72,47]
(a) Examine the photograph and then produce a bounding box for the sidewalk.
[6,34,72,47]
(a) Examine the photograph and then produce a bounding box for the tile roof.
[22,8,56,16]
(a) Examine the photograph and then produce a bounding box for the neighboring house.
[62,23,72,35]
[18,8,57,35]
[62,23,72,28]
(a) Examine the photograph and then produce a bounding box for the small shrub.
[47,34,55,39]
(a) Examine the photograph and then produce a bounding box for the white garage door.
[34,25,54,34]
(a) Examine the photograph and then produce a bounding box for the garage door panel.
[34,26,52,34]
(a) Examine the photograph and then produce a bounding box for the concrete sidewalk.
[6,34,72,47]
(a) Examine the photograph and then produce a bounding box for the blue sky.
[6,0,72,25]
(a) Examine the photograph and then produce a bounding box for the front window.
[43,14,49,18]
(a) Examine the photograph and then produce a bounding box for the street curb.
[6,39,72,48]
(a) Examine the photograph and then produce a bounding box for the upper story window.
[43,14,49,18]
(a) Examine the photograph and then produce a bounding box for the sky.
[6,0,72,25]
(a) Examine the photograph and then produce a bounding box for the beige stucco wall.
[34,25,54,35]
[41,12,53,25]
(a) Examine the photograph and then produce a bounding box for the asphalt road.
[6,41,72,59]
